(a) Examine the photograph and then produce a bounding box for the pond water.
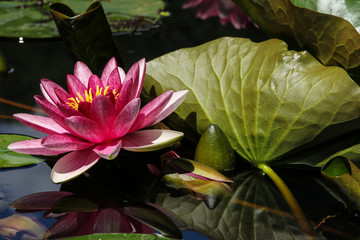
[1,1,360,240]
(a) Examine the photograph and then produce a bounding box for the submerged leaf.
[51,196,99,213]
[144,37,360,165]
[0,134,43,168]
[0,0,164,38]
[322,156,360,210]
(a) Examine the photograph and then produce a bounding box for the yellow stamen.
[67,85,119,110]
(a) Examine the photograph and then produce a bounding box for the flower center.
[67,85,119,110]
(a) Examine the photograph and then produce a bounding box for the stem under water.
[257,164,313,239]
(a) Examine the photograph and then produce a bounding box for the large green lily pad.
[144,37,360,165]
[233,0,360,80]
[0,0,164,38]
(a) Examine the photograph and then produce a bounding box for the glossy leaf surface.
[144,37,360,165]
[0,134,43,168]
[233,0,360,79]
[195,124,235,171]
[0,0,164,38]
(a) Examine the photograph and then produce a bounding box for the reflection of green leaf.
[233,0,360,79]
[0,134,43,168]
[65,233,171,240]
[322,156,360,210]
[123,204,182,239]
[51,196,99,213]
[156,171,313,239]
[0,0,164,38]
[144,37,360,165]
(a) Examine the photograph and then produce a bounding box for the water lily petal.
[92,140,122,160]
[41,134,94,151]
[89,95,115,136]
[13,113,68,135]
[129,90,173,132]
[65,116,104,143]
[35,95,69,131]
[107,68,122,93]
[144,90,189,128]
[123,58,146,98]
[122,129,183,152]
[115,77,134,113]
[101,57,117,85]
[74,61,93,86]
[112,98,140,139]
[57,102,85,118]
[118,67,126,83]
[51,149,100,183]
[67,74,87,98]
[8,139,68,155]
[40,79,69,105]
[88,75,103,94]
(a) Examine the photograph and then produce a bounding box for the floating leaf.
[0,134,43,168]
[64,233,171,240]
[0,0,164,38]
[144,37,360,165]
[233,0,360,80]
[195,124,235,171]
[322,156,360,210]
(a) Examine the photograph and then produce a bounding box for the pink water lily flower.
[8,58,188,183]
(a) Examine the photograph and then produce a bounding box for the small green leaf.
[0,134,43,168]
[195,124,235,171]
[51,196,98,213]
[64,233,171,240]
[322,156,360,210]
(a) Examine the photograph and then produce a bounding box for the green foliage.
[322,156,360,210]
[0,0,164,38]
[0,134,43,168]
[50,1,123,74]
[195,124,235,171]
[144,37,360,166]
[233,0,360,80]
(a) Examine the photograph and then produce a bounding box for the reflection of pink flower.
[183,0,253,29]
[8,58,188,183]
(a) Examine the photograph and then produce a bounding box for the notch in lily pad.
[322,156,360,210]
[195,124,235,172]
